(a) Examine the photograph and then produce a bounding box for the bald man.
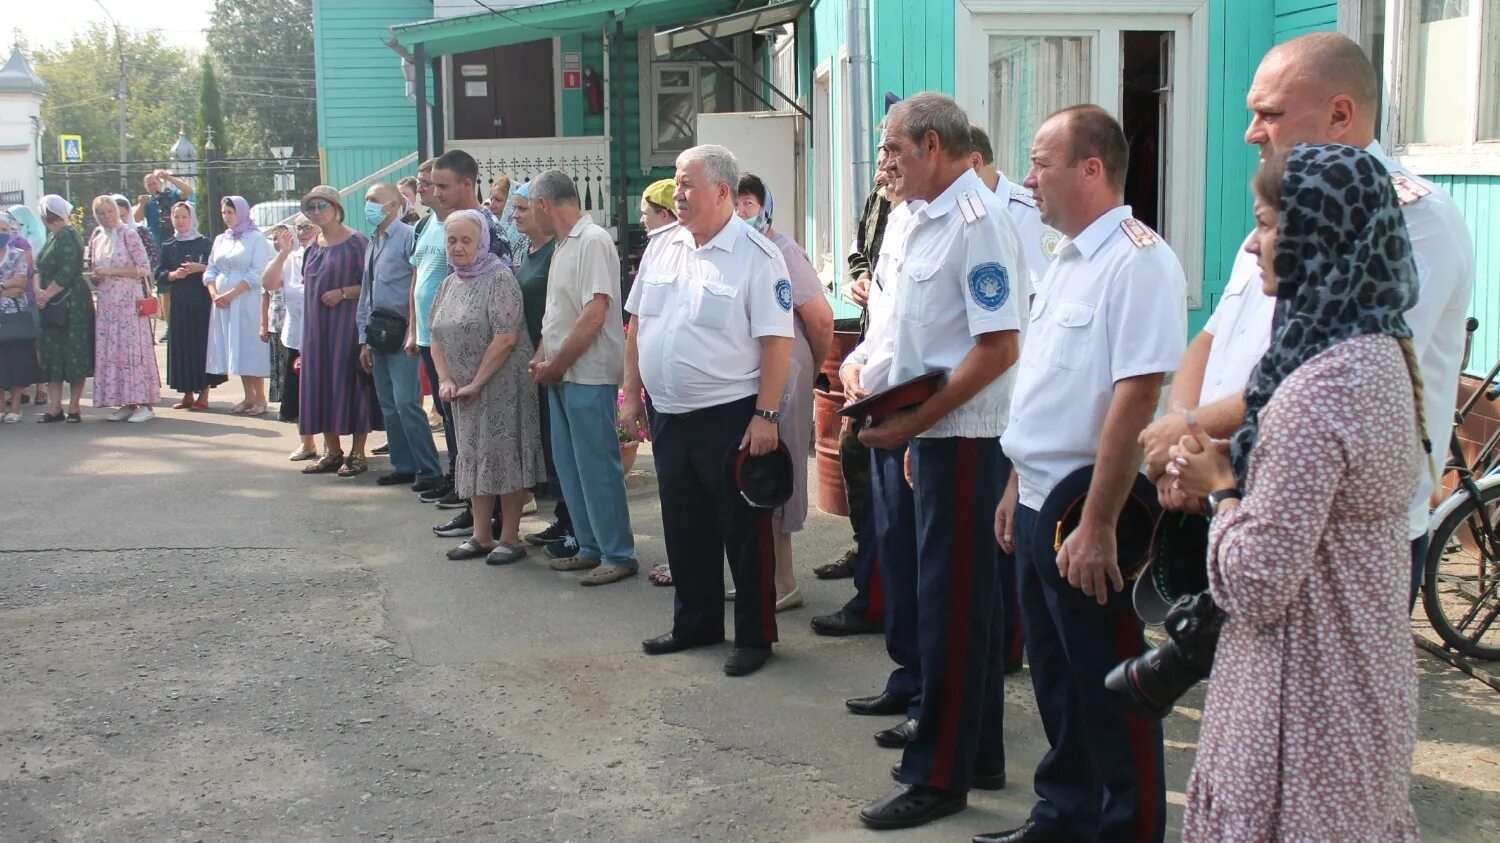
[1139,32,1475,607]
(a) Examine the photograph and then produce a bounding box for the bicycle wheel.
[1423,482,1500,660]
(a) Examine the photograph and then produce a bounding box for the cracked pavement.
[2,389,1498,841]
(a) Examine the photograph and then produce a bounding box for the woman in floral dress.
[87,195,159,423]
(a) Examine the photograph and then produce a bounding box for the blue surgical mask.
[748,213,771,234]
[0,233,10,250]
[364,201,388,227]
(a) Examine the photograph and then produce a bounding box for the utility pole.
[93,0,127,193]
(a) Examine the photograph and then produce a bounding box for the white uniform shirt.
[1002,206,1187,510]
[996,171,1060,295]
[892,169,1028,439]
[1199,235,1276,406]
[845,200,918,390]
[625,216,794,414]
[1363,143,1477,537]
[280,245,308,352]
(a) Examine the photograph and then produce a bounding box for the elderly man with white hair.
[620,144,795,678]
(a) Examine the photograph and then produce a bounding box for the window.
[1355,0,1500,171]
[987,35,1093,181]
[812,62,832,271]
[639,30,756,168]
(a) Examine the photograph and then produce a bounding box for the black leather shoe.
[814,548,857,579]
[642,631,723,656]
[810,607,882,637]
[845,692,910,716]
[377,471,416,486]
[723,646,771,676]
[874,718,918,748]
[371,442,390,455]
[858,783,966,829]
[411,476,444,494]
[973,820,1070,843]
[892,762,1006,791]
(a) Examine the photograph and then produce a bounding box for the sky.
[10,0,215,53]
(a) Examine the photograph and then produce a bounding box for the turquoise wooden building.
[312,0,1496,355]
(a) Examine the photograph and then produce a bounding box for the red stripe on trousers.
[757,510,778,644]
[864,552,884,622]
[930,439,978,790]
[1112,608,1158,843]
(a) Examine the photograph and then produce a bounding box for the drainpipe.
[846,0,872,201]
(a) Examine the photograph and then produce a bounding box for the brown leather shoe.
[337,453,369,477]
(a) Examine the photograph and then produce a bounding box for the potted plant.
[616,387,649,473]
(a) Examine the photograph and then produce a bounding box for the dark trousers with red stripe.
[1014,503,1165,843]
[840,425,884,623]
[652,394,777,649]
[870,444,918,706]
[896,437,1006,794]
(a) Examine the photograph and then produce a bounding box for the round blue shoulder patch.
[775,278,793,312]
[968,262,1010,311]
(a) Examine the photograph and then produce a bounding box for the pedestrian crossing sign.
[59,135,83,163]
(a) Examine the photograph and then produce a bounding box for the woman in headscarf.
[155,200,224,409]
[0,210,41,422]
[1168,144,1427,842]
[732,173,835,611]
[33,195,93,423]
[297,185,381,477]
[114,194,159,279]
[261,214,320,461]
[88,194,159,423]
[7,204,46,252]
[429,209,543,563]
[204,196,273,414]
[1,206,44,409]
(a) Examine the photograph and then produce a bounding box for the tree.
[197,54,230,233]
[205,0,317,166]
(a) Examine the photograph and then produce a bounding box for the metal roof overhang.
[390,0,623,56]
[652,0,808,58]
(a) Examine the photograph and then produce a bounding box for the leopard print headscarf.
[1230,143,1419,482]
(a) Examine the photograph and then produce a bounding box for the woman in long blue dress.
[204,195,272,414]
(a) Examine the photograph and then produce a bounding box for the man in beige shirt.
[529,169,637,585]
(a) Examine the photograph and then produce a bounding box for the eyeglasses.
[303,199,333,212]
[295,224,317,232]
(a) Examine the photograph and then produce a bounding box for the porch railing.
[450,136,615,230]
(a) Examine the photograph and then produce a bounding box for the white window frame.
[812,59,834,275]
[953,0,1209,310]
[637,28,755,170]
[1347,0,1500,175]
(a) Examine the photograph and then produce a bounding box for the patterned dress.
[88,225,159,407]
[1185,335,1422,842]
[204,230,273,377]
[156,234,225,394]
[0,246,40,389]
[298,232,381,437]
[34,226,94,384]
[428,264,543,499]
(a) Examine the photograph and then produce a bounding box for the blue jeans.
[370,348,442,479]
[549,382,636,566]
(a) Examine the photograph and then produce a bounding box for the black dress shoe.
[411,476,444,494]
[874,718,918,748]
[858,783,966,830]
[813,548,857,579]
[723,646,771,676]
[419,480,452,502]
[371,442,390,455]
[810,607,882,637]
[973,820,1070,843]
[377,471,416,486]
[892,762,1006,791]
[845,691,910,716]
[641,631,723,656]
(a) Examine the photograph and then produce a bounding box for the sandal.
[228,401,250,415]
[36,411,65,424]
[65,412,81,423]
[447,538,496,561]
[648,563,674,587]
[172,395,193,410]
[191,396,210,411]
[243,403,267,416]
[302,451,345,474]
[337,453,369,477]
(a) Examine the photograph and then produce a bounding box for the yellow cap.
[642,179,677,215]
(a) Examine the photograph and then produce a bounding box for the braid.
[1398,337,1437,486]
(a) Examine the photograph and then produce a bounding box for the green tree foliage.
[196,54,230,232]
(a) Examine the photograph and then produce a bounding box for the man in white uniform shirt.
[986,105,1184,843]
[620,144,794,678]
[853,92,1026,831]
[1138,33,1475,605]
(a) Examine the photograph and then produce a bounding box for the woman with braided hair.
[1169,143,1428,841]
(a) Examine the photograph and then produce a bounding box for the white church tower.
[0,47,47,209]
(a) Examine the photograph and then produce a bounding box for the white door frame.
[954,0,1209,309]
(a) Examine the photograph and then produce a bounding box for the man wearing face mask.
[357,182,442,490]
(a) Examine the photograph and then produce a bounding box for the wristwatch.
[1207,488,1242,516]
[753,408,781,424]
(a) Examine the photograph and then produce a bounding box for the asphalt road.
[1,382,1498,841]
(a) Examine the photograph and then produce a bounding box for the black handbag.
[39,287,69,330]
[0,303,38,342]
[365,307,408,354]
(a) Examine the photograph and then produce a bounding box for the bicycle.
[1421,317,1500,660]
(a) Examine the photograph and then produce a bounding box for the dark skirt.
[165,279,226,394]
[276,343,301,423]
[0,339,41,389]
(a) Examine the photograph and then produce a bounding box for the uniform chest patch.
[968,263,1010,311]
[775,278,793,312]
[1040,229,1062,261]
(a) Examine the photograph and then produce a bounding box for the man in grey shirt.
[358,182,442,488]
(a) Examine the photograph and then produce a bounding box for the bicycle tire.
[1423,482,1500,660]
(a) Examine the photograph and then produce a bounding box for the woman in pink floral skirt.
[88,195,160,422]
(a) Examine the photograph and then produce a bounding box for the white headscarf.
[41,194,73,221]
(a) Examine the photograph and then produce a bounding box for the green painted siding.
[1434,175,1500,374]
[1274,0,1338,41]
[871,0,953,103]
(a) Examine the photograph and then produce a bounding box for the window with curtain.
[1410,0,1471,144]
[639,31,755,167]
[988,35,1093,180]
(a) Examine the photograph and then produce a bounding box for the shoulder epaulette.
[1120,218,1160,249]
[746,228,780,258]
[958,189,988,224]
[1007,185,1038,208]
[1390,172,1431,206]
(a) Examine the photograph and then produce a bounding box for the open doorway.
[1120,30,1170,233]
